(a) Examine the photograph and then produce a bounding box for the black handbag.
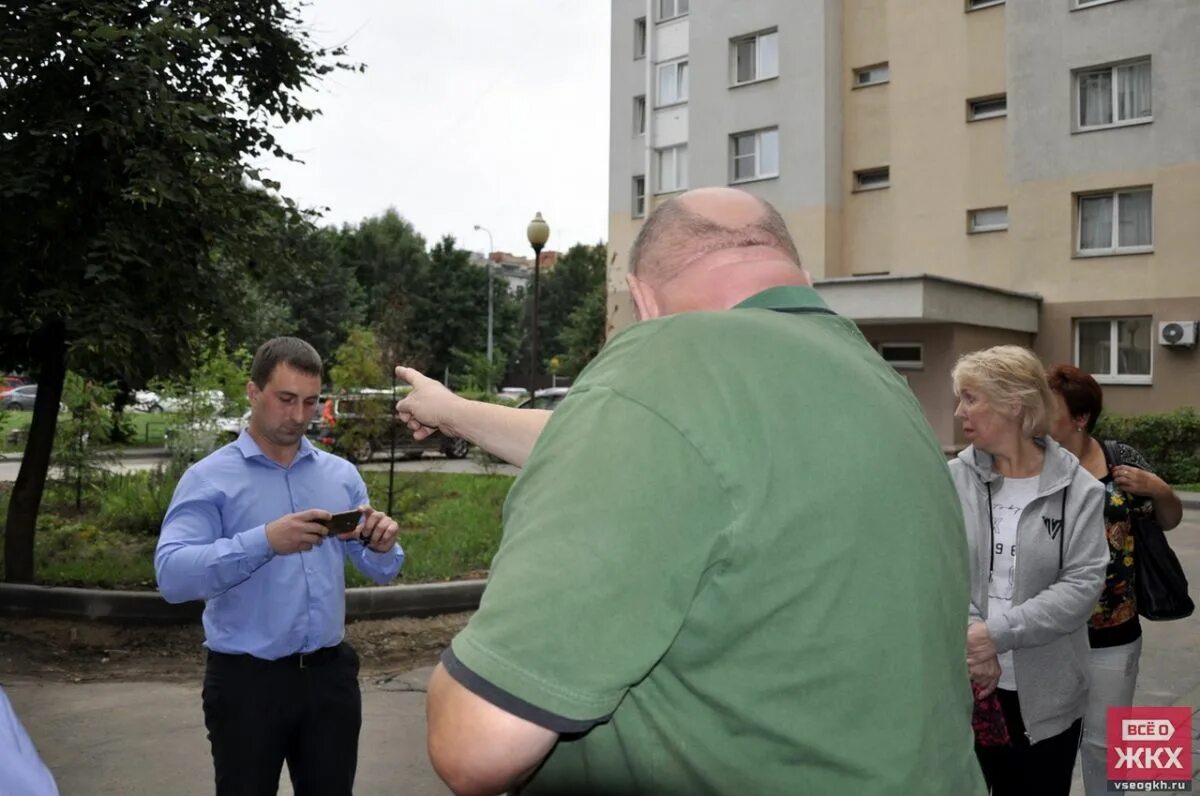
[1103,441,1194,621]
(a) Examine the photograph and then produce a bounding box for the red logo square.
[1107,706,1192,785]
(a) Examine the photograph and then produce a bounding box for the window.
[732,30,779,85]
[853,166,890,192]
[1077,188,1152,254]
[656,145,688,193]
[658,0,688,22]
[634,17,646,59]
[633,176,646,218]
[1076,58,1151,130]
[633,95,646,135]
[853,62,889,88]
[966,0,1005,9]
[968,207,1009,233]
[657,59,689,106]
[879,343,923,370]
[967,94,1007,121]
[1076,317,1152,383]
[730,129,780,183]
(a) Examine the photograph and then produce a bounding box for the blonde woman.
[949,346,1107,795]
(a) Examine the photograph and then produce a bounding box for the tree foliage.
[0,0,357,581]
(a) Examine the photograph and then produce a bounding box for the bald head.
[628,187,803,284]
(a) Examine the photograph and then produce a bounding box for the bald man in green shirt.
[397,187,985,796]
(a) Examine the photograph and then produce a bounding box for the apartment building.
[608,0,1200,447]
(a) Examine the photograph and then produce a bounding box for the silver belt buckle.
[298,652,309,669]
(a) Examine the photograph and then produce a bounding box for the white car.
[135,389,225,414]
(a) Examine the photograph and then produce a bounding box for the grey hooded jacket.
[949,437,1108,743]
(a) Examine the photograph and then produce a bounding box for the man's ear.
[246,380,259,404]
[626,273,661,321]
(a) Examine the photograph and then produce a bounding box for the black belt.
[209,643,342,669]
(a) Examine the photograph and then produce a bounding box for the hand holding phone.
[321,509,364,536]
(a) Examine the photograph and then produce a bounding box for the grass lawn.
[0,470,513,589]
[1,409,176,452]
[1174,484,1200,493]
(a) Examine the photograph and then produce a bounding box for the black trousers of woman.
[975,688,1083,796]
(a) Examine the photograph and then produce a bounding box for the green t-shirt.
[447,286,984,795]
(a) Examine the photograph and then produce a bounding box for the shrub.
[95,468,180,536]
[1094,407,1200,485]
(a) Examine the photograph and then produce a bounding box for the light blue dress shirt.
[155,432,404,659]
[0,686,59,796]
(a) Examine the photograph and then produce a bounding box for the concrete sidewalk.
[6,669,448,796]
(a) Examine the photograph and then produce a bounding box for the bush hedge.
[1094,407,1200,485]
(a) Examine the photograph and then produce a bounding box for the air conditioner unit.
[1157,321,1197,348]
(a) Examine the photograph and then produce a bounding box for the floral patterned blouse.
[1088,441,1156,648]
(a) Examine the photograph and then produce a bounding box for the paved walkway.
[6,669,448,796]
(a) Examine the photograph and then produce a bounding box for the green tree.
[514,243,608,379]
[557,280,609,377]
[0,1,356,581]
[53,374,117,511]
[328,328,390,463]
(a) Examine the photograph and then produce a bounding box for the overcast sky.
[263,0,611,256]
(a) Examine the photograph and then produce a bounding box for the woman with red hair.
[1046,364,1184,796]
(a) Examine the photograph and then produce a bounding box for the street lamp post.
[526,212,550,396]
[472,224,495,368]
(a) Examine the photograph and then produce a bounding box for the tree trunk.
[4,321,67,583]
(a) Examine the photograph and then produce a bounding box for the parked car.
[163,410,249,456]
[312,392,469,463]
[134,389,226,414]
[0,375,26,397]
[517,387,569,411]
[496,387,529,404]
[4,385,38,411]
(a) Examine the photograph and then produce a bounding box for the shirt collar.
[734,285,830,313]
[235,429,317,465]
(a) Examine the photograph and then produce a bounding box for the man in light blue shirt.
[156,337,403,796]
[0,686,59,796]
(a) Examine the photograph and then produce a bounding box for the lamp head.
[526,212,550,250]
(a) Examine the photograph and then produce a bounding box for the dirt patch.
[0,613,471,683]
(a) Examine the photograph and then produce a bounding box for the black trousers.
[975,688,1083,796]
[202,642,362,796]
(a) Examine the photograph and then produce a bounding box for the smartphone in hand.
[321,509,363,536]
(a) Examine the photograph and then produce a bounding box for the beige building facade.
[608,0,1200,447]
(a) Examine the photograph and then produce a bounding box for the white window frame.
[967,94,1007,121]
[879,343,924,370]
[656,59,688,107]
[633,175,646,218]
[656,145,687,194]
[1072,0,1125,9]
[633,95,646,135]
[852,62,890,89]
[968,207,1009,234]
[730,128,780,184]
[1075,187,1153,256]
[634,17,647,59]
[730,29,779,87]
[1074,57,1152,132]
[966,0,1005,10]
[658,0,688,23]
[1074,317,1153,385]
[853,166,890,192]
